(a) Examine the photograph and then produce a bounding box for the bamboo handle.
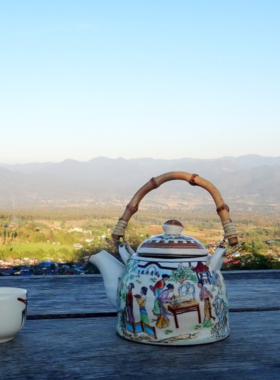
[112,171,238,246]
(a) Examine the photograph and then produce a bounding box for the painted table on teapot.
[0,271,280,380]
[167,297,201,328]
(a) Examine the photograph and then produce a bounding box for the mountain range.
[0,155,280,211]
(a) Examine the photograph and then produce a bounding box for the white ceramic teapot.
[90,172,238,345]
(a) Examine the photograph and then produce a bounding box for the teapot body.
[108,172,239,345]
[116,255,229,345]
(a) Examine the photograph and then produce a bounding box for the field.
[0,206,280,270]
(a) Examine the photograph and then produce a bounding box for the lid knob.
[162,219,184,235]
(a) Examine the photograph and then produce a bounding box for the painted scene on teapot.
[116,258,229,345]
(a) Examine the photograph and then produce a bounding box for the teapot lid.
[136,219,208,258]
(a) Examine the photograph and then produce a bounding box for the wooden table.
[1,270,280,380]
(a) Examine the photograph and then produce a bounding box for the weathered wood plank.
[1,271,280,315]
[0,311,279,380]
[0,275,115,315]
[223,269,280,280]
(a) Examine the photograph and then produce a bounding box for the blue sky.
[1,0,279,164]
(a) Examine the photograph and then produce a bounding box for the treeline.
[0,206,123,222]
[1,204,280,225]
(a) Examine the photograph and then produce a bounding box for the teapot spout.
[208,246,227,272]
[89,250,125,309]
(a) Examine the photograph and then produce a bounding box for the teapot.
[90,172,238,345]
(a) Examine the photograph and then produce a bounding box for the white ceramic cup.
[0,287,27,343]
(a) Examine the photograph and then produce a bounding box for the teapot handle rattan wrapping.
[112,171,238,246]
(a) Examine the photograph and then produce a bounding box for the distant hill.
[0,155,280,212]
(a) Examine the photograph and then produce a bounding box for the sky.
[0,0,279,164]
